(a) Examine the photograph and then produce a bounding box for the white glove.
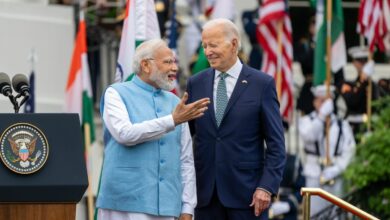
[321,165,341,182]
[269,201,290,216]
[362,60,375,78]
[318,98,333,121]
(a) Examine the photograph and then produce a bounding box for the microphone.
[12,73,30,97]
[0,72,12,97]
[0,72,19,113]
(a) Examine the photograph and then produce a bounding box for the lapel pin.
[242,80,248,84]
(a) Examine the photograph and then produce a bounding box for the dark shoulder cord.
[334,119,343,156]
[310,115,343,157]
[309,114,321,156]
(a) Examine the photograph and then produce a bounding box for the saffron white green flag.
[115,0,161,83]
[65,12,95,143]
[313,0,346,85]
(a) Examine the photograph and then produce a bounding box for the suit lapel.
[223,65,251,118]
[203,69,218,129]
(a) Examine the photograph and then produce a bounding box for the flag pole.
[367,74,372,132]
[276,19,283,102]
[269,18,287,206]
[359,35,372,133]
[28,48,37,72]
[84,123,94,220]
[324,0,333,167]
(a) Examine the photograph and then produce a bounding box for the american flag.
[358,0,390,52]
[256,0,293,123]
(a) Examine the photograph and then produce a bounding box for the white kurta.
[98,87,197,220]
[299,112,355,216]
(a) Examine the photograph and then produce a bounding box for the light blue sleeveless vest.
[96,76,183,217]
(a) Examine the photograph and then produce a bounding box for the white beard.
[149,70,175,91]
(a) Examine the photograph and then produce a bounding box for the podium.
[0,114,88,220]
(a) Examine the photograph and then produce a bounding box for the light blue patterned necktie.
[216,72,228,127]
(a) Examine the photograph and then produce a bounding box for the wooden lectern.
[0,114,88,220]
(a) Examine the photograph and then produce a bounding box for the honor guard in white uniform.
[299,85,356,217]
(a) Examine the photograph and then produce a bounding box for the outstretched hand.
[172,92,210,125]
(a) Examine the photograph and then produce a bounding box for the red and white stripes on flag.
[358,0,390,52]
[256,0,293,123]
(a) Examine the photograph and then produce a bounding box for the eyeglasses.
[145,58,177,65]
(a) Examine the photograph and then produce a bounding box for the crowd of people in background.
[48,1,390,219]
[240,5,389,219]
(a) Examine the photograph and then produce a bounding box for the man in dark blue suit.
[186,18,286,220]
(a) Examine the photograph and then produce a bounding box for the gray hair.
[132,39,167,74]
[202,18,241,51]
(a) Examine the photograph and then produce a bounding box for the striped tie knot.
[219,72,228,80]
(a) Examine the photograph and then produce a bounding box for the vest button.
[160,141,164,145]
[160,177,164,182]
[156,108,161,113]
[160,159,165,164]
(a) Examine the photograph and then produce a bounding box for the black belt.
[304,148,319,156]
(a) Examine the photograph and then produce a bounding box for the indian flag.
[313,0,346,85]
[115,0,160,83]
[65,11,95,143]
[191,47,210,75]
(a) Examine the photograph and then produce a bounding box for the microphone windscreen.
[0,72,11,84]
[0,72,11,91]
[12,73,29,93]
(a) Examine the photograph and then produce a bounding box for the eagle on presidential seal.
[7,130,41,168]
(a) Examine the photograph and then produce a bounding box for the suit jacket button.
[216,137,221,141]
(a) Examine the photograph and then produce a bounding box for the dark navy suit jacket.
[187,65,286,209]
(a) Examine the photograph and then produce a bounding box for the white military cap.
[311,84,335,98]
[348,46,369,59]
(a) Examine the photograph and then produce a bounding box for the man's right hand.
[172,92,210,125]
[341,84,351,93]
[318,98,333,121]
[362,60,375,79]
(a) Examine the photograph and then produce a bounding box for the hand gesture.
[321,165,340,182]
[341,84,351,93]
[172,92,210,125]
[362,60,375,79]
[319,98,333,121]
[250,189,271,217]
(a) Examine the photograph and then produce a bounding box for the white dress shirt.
[99,87,197,220]
[213,58,243,111]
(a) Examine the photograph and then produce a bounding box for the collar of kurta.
[133,75,162,93]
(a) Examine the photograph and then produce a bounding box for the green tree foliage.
[344,96,390,218]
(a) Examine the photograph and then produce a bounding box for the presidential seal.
[0,123,49,174]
